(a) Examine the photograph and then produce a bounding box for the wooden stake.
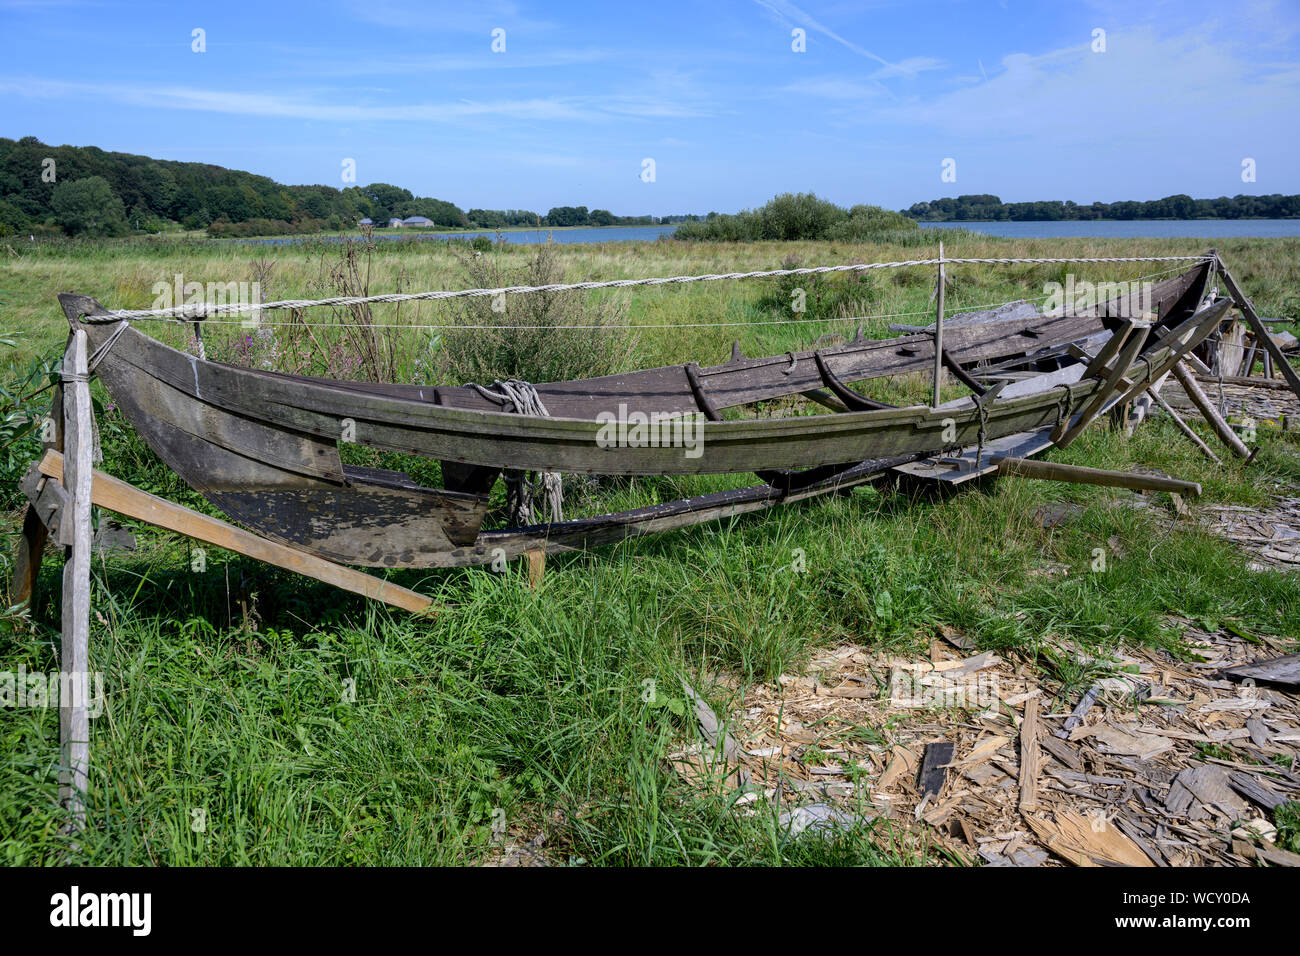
[994,456,1201,496]
[59,331,92,829]
[36,450,436,614]
[932,241,945,408]
[526,547,545,589]
[1150,388,1222,464]
[1170,362,1251,459]
[1216,255,1300,401]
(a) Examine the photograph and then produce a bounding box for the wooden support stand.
[993,457,1201,496]
[1149,389,1222,464]
[1170,362,1252,460]
[34,451,437,614]
[1051,321,1149,448]
[1215,255,1300,402]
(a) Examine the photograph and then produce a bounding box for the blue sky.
[2,0,1298,215]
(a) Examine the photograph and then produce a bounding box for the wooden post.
[932,242,945,408]
[1150,388,1222,464]
[526,547,545,590]
[59,330,92,829]
[1170,361,1251,459]
[1216,255,1300,401]
[993,457,1202,496]
[1018,696,1041,812]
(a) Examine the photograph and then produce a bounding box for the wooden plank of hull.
[94,341,491,565]
[80,295,1227,479]
[121,264,1209,423]
[421,452,925,567]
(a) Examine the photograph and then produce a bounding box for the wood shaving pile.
[675,623,1300,867]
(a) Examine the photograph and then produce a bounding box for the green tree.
[51,175,127,236]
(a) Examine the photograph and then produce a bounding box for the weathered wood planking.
[72,296,1228,479]
[1222,654,1300,689]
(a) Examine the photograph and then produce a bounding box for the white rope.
[79,255,1213,322]
[470,379,563,524]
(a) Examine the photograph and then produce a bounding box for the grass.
[1,232,1299,865]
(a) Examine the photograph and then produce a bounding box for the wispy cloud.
[753,0,939,77]
[0,76,715,124]
[342,0,552,34]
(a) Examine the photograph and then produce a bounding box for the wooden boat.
[55,262,1226,568]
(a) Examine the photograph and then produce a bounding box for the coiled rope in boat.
[469,379,564,525]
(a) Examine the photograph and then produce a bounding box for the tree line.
[903,193,1300,222]
[0,138,693,238]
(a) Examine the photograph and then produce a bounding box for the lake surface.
[240,225,679,246]
[235,219,1300,246]
[918,219,1300,238]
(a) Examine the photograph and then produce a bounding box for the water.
[234,219,1299,245]
[918,219,1300,239]
[239,225,679,246]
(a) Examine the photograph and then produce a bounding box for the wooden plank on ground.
[1222,653,1300,689]
[1019,696,1042,811]
[890,425,1055,486]
[917,741,955,798]
[35,450,435,614]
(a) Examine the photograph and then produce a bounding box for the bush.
[673,193,920,242]
[51,176,127,237]
[440,241,639,386]
[206,217,327,238]
[761,256,879,320]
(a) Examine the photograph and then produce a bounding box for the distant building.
[358,217,373,226]
[401,215,433,227]
[388,217,403,228]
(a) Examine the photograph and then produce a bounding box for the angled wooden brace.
[1051,320,1150,448]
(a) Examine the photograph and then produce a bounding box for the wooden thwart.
[993,457,1201,496]
[34,450,436,614]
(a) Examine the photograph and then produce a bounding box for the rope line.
[78,255,1213,322]
[117,263,1195,333]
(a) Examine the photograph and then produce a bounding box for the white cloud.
[875,25,1300,147]
[0,77,715,124]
